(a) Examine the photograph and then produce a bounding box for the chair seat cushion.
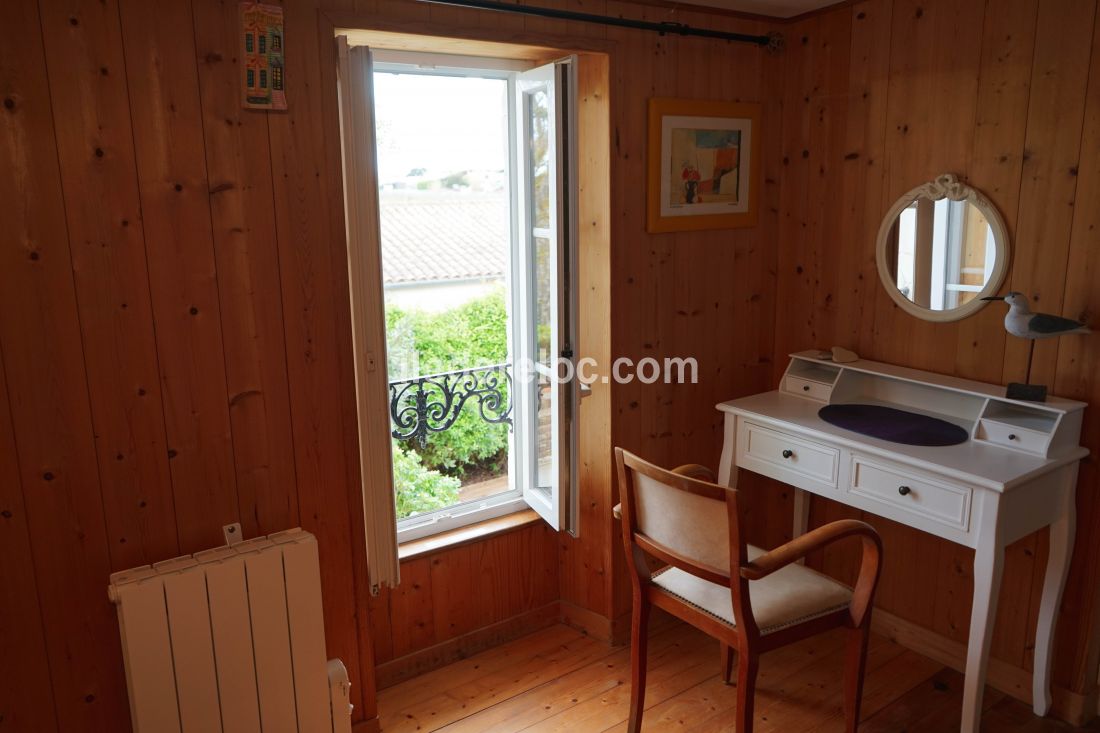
[650,545,851,635]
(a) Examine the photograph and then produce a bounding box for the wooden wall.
[0,0,783,731]
[0,0,374,729]
[767,0,1100,700]
[366,522,559,686]
[7,0,1097,730]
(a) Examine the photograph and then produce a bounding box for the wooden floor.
[377,618,1100,732]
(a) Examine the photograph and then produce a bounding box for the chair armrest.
[741,519,882,626]
[671,464,716,482]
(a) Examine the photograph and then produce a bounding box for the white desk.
[717,352,1088,733]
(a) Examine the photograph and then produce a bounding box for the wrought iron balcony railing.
[389,363,513,447]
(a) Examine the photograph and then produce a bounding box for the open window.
[338,42,578,544]
[513,60,579,533]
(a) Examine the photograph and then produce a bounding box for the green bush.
[392,442,461,519]
[387,288,510,478]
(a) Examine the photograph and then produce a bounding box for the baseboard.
[558,599,630,644]
[375,601,562,689]
[872,609,1094,726]
[351,716,381,733]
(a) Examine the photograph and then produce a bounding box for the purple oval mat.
[818,404,969,447]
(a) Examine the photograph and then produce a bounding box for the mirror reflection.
[883,198,996,312]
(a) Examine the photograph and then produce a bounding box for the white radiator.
[108,527,353,733]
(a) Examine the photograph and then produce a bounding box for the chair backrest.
[615,448,748,587]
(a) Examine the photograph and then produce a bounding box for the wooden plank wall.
[0,0,371,729]
[768,0,1100,698]
[0,0,782,730]
[8,0,1098,730]
[366,523,559,684]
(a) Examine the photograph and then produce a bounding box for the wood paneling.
[368,523,560,677]
[6,0,1100,730]
[0,1,128,729]
[4,0,778,729]
[2,0,375,727]
[770,0,1100,702]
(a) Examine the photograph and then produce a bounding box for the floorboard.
[377,622,1100,732]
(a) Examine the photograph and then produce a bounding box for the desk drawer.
[783,375,832,402]
[741,422,839,487]
[976,419,1049,455]
[848,457,971,532]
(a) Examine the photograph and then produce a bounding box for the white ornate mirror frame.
[876,173,1011,323]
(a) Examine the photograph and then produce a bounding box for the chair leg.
[627,597,651,733]
[844,625,872,733]
[736,650,759,733]
[721,644,735,684]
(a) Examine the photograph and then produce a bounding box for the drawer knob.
[1008,434,1018,441]
[803,385,811,392]
[782,449,794,459]
[898,485,911,496]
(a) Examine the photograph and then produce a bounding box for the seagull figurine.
[981,291,1092,400]
[981,291,1091,339]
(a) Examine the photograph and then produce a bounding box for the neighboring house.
[380,193,508,311]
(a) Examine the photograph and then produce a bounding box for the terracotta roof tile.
[380,194,508,285]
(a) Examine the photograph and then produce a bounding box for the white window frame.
[366,52,577,543]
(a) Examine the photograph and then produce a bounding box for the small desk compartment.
[975,401,1058,456]
[783,358,841,402]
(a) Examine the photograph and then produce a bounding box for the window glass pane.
[533,235,552,366]
[529,89,551,230]
[373,70,514,522]
[536,373,553,490]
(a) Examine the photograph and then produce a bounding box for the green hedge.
[387,288,509,479]
[392,443,461,519]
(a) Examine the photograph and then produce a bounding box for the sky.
[372,71,509,183]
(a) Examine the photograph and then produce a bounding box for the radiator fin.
[163,565,223,732]
[277,532,332,733]
[205,552,262,733]
[114,574,183,733]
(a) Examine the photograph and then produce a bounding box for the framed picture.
[240,2,287,111]
[647,98,761,233]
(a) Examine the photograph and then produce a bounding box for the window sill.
[398,508,544,561]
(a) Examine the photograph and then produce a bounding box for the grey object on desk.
[818,403,970,447]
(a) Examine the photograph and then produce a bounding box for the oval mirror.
[876,174,1009,322]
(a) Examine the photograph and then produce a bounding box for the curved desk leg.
[1032,466,1078,716]
[961,499,1004,733]
[717,412,739,488]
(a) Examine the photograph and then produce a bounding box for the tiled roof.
[380,194,508,285]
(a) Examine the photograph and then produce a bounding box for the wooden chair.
[614,448,883,733]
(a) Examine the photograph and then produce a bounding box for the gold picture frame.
[647,97,761,233]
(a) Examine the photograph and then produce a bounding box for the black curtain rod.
[416,0,784,50]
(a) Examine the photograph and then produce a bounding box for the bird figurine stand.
[982,291,1092,402]
[1009,340,1047,402]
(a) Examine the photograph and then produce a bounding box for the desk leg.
[717,412,739,488]
[793,490,810,539]
[1032,466,1077,716]
[961,528,1005,733]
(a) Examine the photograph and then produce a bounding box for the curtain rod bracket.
[415,0,782,50]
